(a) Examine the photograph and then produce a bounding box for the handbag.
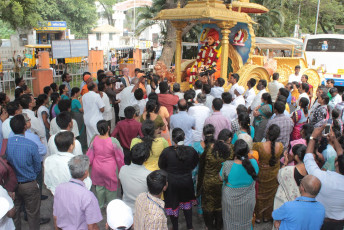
[0,139,18,192]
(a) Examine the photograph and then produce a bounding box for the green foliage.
[0,0,41,29]
[98,0,118,26]
[36,0,97,38]
[252,0,344,37]
[0,20,15,39]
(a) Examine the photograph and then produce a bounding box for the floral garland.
[189,40,222,83]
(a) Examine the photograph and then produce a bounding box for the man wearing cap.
[81,73,93,96]
[0,186,15,230]
[231,86,246,108]
[107,199,133,230]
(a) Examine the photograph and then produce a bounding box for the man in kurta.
[82,82,105,146]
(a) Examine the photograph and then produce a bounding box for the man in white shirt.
[20,94,47,146]
[82,82,105,146]
[203,84,215,111]
[118,78,139,120]
[173,83,184,100]
[244,78,256,108]
[48,112,83,157]
[328,87,342,112]
[193,80,203,100]
[249,79,267,113]
[50,99,79,138]
[305,127,344,229]
[132,88,147,116]
[44,131,91,195]
[231,86,246,108]
[0,186,15,230]
[210,78,225,99]
[2,102,21,139]
[298,83,310,106]
[119,142,150,212]
[188,93,211,143]
[221,92,237,121]
[288,65,301,83]
[98,83,113,124]
[268,73,284,102]
[228,73,240,99]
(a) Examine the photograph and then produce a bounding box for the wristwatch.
[310,136,317,141]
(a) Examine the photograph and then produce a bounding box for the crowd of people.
[0,64,343,230]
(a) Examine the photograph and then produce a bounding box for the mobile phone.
[323,119,332,136]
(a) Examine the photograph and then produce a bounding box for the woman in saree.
[291,97,309,141]
[273,144,307,211]
[309,92,330,126]
[71,87,87,151]
[301,74,313,105]
[253,93,273,142]
[220,139,258,230]
[252,124,283,223]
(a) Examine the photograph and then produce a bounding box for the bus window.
[306,38,344,52]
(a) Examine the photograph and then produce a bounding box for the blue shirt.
[272,196,325,230]
[9,130,47,162]
[6,135,41,182]
[231,126,255,144]
[170,111,195,146]
[0,120,3,148]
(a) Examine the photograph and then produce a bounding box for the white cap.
[236,86,245,95]
[107,199,133,230]
[0,197,10,219]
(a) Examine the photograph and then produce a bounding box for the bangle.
[310,136,318,141]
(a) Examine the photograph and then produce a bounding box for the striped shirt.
[134,192,168,230]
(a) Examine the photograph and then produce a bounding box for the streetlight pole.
[314,0,320,34]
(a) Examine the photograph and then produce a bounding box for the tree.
[0,20,15,39]
[0,0,41,29]
[36,0,97,38]
[98,0,118,26]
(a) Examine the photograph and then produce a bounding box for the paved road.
[21,186,273,230]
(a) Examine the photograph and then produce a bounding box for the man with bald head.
[170,99,195,146]
[273,175,325,230]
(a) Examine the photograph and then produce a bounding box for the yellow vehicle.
[23,44,83,68]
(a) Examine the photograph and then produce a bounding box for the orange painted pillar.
[133,49,142,69]
[88,50,104,79]
[32,51,53,97]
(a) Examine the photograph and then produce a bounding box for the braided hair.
[49,92,60,121]
[145,100,157,120]
[172,128,187,161]
[140,120,156,156]
[266,124,280,167]
[234,139,257,180]
[213,129,232,159]
[238,113,251,135]
[203,124,215,154]
[299,97,309,115]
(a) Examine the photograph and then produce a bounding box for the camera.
[199,68,216,77]
[111,76,123,83]
[143,71,153,80]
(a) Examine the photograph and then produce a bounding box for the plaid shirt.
[265,114,294,149]
[231,119,240,134]
[134,192,168,230]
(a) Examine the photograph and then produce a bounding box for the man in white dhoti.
[82,82,105,146]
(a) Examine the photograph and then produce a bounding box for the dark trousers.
[321,219,344,230]
[170,208,193,230]
[114,103,120,124]
[14,181,41,230]
[203,211,223,230]
[123,148,131,165]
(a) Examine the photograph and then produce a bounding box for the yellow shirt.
[130,137,169,171]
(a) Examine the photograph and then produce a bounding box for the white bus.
[302,34,344,86]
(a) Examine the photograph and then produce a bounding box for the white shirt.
[0,186,15,230]
[37,105,50,131]
[44,151,92,195]
[210,87,224,99]
[22,109,47,145]
[304,153,344,220]
[47,130,83,157]
[118,85,135,118]
[329,94,342,111]
[101,92,112,121]
[268,80,284,102]
[298,92,310,106]
[194,89,202,100]
[231,95,245,108]
[250,89,267,111]
[174,92,184,100]
[221,103,237,122]
[288,73,301,83]
[229,83,239,99]
[119,164,150,212]
[49,118,79,138]
[2,116,13,139]
[188,104,211,142]
[82,91,105,126]
[132,98,147,116]
[205,94,215,111]
[244,88,256,108]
